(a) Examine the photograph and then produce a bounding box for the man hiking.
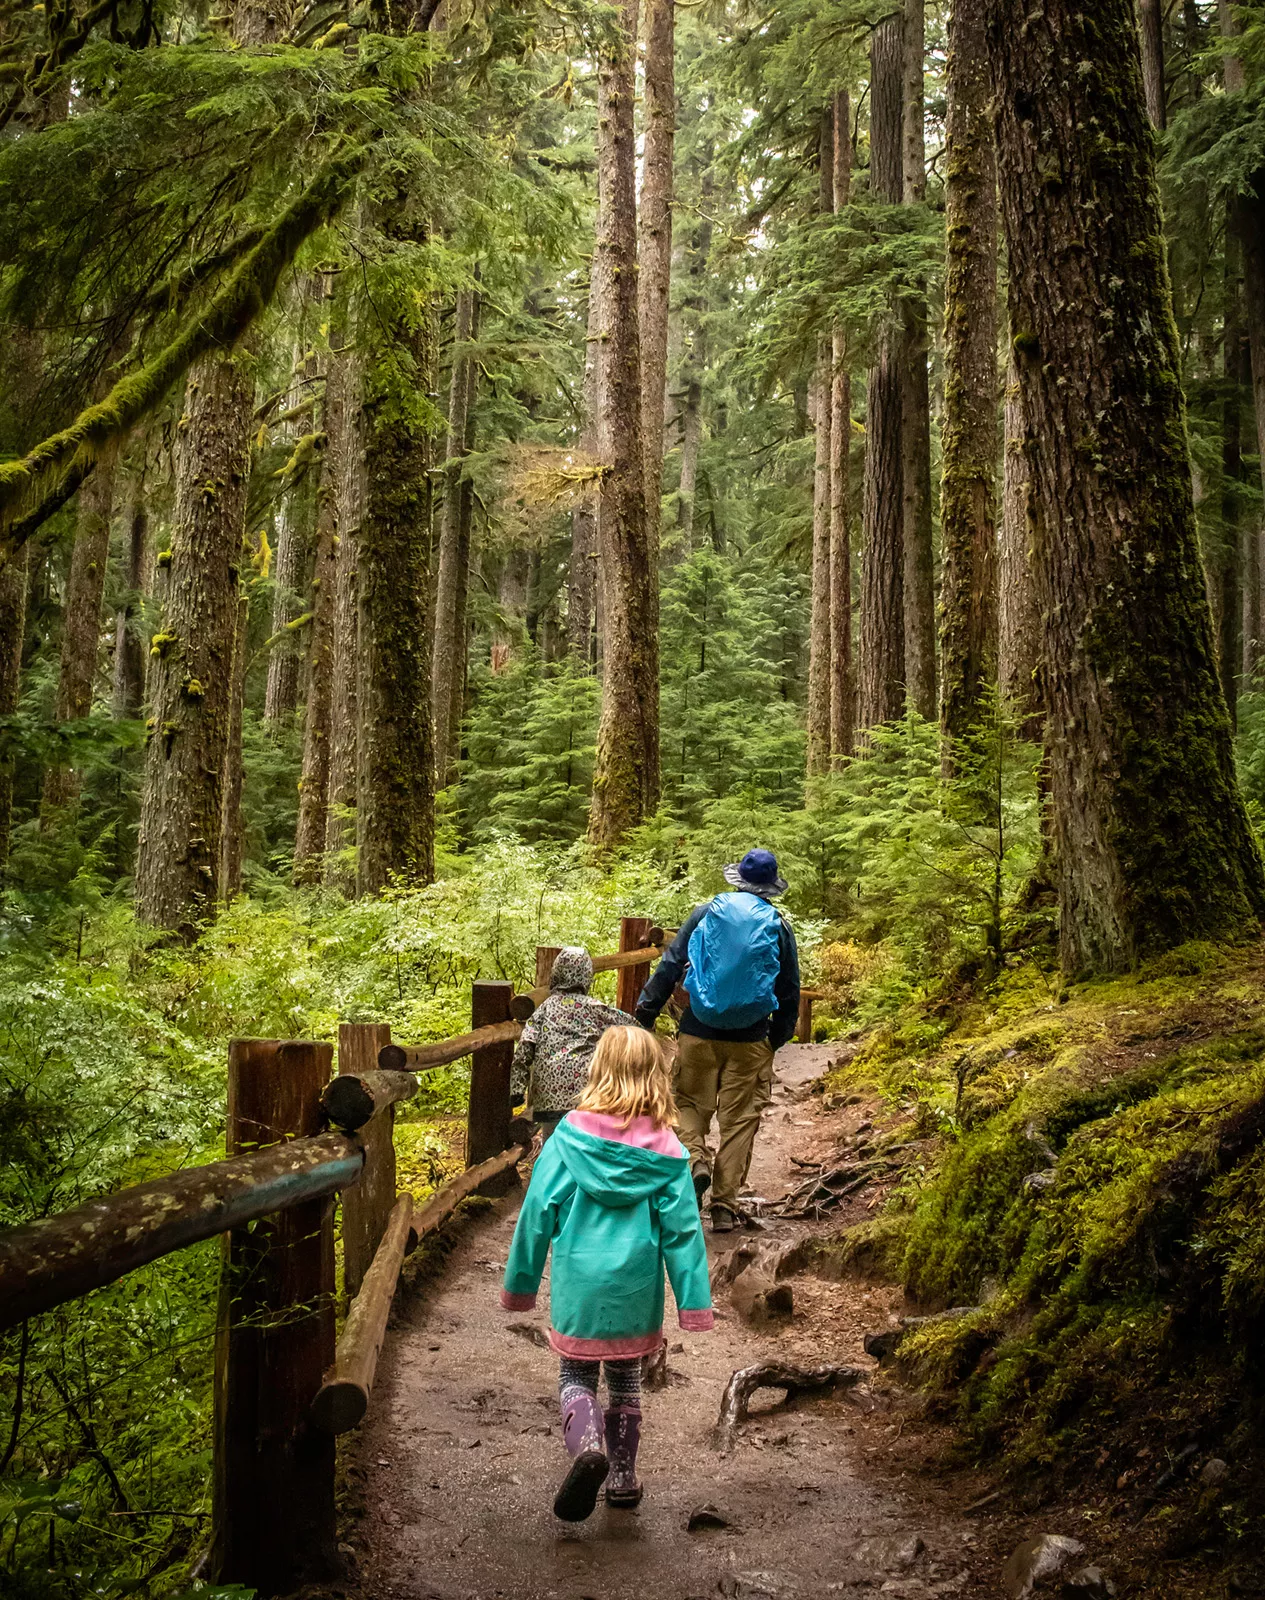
[634,849,800,1233]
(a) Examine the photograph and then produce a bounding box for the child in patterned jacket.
[510,947,634,1139]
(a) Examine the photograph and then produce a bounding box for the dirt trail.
[352,1045,987,1600]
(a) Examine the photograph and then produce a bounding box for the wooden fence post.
[535,944,561,989]
[212,1038,337,1596]
[338,1021,394,1299]
[467,980,514,1171]
[616,915,654,1014]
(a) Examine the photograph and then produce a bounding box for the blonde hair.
[576,1026,677,1129]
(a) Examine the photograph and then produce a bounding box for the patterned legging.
[557,1354,642,1410]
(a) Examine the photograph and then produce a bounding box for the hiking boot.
[710,1203,736,1233]
[604,1406,643,1508]
[692,1167,711,1207]
[553,1450,609,1522]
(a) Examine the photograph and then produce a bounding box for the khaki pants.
[674,1034,775,1211]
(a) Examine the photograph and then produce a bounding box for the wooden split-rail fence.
[0,917,821,1597]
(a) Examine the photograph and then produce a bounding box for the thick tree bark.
[1220,232,1246,720]
[830,89,854,763]
[263,499,306,733]
[356,302,436,894]
[639,0,675,566]
[588,0,660,848]
[324,348,362,888]
[41,465,114,815]
[939,0,999,758]
[220,585,249,901]
[999,352,1042,738]
[859,14,907,729]
[901,0,936,721]
[294,333,348,883]
[676,162,713,548]
[0,545,27,872]
[135,355,253,936]
[113,492,148,720]
[985,0,1265,973]
[432,289,480,787]
[1139,0,1166,129]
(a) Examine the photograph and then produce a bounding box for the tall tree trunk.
[294,329,348,883]
[901,0,937,720]
[569,259,601,663]
[0,546,27,873]
[807,109,835,777]
[40,465,115,816]
[639,0,675,567]
[1138,0,1167,128]
[859,14,907,728]
[263,500,305,733]
[829,89,855,762]
[432,288,480,788]
[135,355,253,936]
[323,344,362,888]
[588,0,659,848]
[220,584,249,900]
[1220,229,1246,720]
[999,352,1042,738]
[112,491,148,720]
[676,161,713,549]
[939,0,999,759]
[356,296,436,894]
[985,0,1265,973]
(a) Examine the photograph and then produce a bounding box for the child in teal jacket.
[501,1025,714,1522]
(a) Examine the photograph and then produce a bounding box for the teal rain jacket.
[500,1114,714,1357]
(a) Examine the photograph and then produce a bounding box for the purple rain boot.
[603,1406,643,1508]
[554,1384,609,1522]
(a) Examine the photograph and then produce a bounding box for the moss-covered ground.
[819,937,1265,1581]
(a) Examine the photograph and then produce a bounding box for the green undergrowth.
[823,941,1265,1546]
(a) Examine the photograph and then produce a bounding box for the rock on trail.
[349,1043,982,1600]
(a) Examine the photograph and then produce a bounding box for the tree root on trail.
[713,1361,864,1450]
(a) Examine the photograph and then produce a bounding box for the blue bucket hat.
[722,848,788,898]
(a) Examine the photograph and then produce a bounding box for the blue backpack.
[684,893,782,1029]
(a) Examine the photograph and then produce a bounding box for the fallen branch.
[713,1361,863,1450]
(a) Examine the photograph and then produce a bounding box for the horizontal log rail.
[377,1018,523,1074]
[311,1142,528,1436]
[321,1067,419,1130]
[0,1130,364,1334]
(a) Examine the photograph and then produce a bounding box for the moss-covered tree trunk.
[112,491,148,720]
[432,288,479,789]
[999,351,1042,739]
[859,14,906,729]
[568,256,601,664]
[356,292,436,894]
[639,0,674,570]
[939,0,998,761]
[135,355,252,936]
[807,109,834,779]
[323,345,362,889]
[900,0,936,722]
[588,0,660,849]
[263,500,306,734]
[40,464,114,816]
[829,88,854,762]
[0,545,27,873]
[1219,236,1246,721]
[985,0,1265,973]
[294,330,347,883]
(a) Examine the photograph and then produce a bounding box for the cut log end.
[377,1042,409,1073]
[509,993,537,1022]
[309,1377,369,1436]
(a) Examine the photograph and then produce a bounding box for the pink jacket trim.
[678,1308,714,1332]
[566,1109,686,1158]
[548,1328,665,1359]
[500,1289,538,1312]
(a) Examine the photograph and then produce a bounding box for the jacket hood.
[551,1117,684,1208]
[550,946,594,994]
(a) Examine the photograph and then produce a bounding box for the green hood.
[551,1118,684,1209]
